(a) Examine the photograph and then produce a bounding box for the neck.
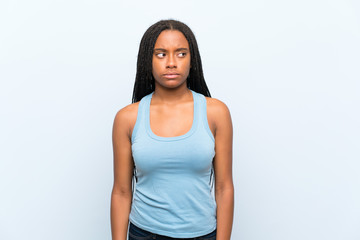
[152,85,192,105]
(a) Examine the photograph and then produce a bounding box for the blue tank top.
[129,89,216,238]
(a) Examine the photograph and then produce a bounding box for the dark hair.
[131,19,211,103]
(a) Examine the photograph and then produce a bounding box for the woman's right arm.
[111,107,134,240]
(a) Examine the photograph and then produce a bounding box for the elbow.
[215,180,234,196]
[111,185,133,198]
[215,178,234,202]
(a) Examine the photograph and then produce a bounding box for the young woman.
[111,19,234,240]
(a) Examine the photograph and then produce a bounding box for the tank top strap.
[131,93,151,144]
[196,92,215,143]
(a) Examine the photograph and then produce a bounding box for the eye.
[178,52,187,57]
[155,53,166,58]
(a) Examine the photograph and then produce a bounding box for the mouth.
[163,73,180,79]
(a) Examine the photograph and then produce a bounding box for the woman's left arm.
[211,99,234,240]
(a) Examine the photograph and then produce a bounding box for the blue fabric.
[129,89,216,238]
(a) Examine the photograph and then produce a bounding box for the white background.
[1,0,359,239]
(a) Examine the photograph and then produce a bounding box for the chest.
[149,102,215,139]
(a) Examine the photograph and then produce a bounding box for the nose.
[166,54,177,68]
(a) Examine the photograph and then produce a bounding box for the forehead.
[154,30,189,49]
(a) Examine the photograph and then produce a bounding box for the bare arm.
[111,108,135,240]
[212,100,234,240]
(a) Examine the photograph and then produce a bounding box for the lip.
[163,73,180,79]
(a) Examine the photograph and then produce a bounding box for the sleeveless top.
[129,89,216,238]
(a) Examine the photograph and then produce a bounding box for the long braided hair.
[131,19,212,103]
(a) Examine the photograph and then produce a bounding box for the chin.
[159,80,186,88]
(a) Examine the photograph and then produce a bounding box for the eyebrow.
[153,48,189,52]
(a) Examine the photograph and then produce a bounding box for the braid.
[131,19,211,103]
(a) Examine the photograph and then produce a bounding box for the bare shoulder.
[205,97,231,113]
[113,101,140,138]
[205,96,232,133]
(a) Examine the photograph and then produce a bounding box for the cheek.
[152,60,160,77]
[184,60,191,74]
[186,56,191,69]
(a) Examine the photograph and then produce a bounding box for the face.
[152,30,191,90]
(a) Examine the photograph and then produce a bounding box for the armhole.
[202,96,215,143]
[131,100,143,144]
